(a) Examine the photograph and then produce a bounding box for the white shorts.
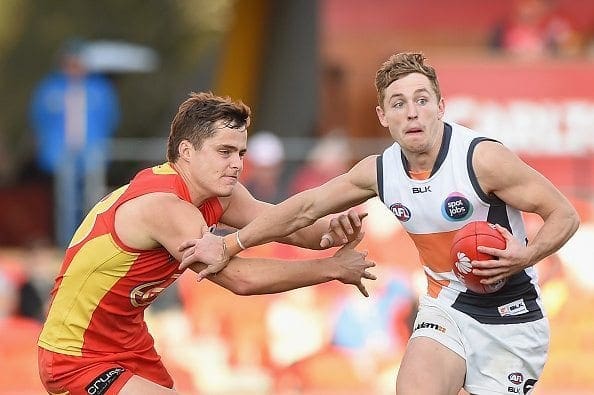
[410,294,550,394]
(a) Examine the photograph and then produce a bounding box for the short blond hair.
[374,52,441,108]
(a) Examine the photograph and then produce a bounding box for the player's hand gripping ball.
[450,221,506,294]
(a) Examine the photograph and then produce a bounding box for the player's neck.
[170,161,213,207]
[403,124,444,174]
[404,152,435,174]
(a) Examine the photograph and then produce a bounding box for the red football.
[450,221,507,294]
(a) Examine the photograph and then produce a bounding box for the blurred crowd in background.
[1,0,594,394]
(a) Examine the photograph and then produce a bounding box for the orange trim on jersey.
[427,276,450,298]
[408,169,431,180]
[408,230,457,273]
[408,231,457,297]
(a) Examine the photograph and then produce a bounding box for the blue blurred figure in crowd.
[332,272,414,355]
[30,38,120,247]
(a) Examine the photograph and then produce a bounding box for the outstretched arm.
[190,231,377,296]
[178,155,379,270]
[219,181,368,250]
[230,156,378,253]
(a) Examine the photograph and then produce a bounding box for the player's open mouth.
[406,128,423,134]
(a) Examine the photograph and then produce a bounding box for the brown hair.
[167,92,251,162]
[374,52,441,108]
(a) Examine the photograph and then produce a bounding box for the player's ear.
[437,97,445,120]
[376,105,388,127]
[178,140,194,162]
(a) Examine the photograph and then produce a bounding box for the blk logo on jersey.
[412,185,431,194]
[441,193,473,221]
[498,299,528,317]
[506,373,536,394]
[390,203,411,222]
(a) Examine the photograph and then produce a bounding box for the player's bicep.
[219,182,272,229]
[474,142,560,216]
[144,194,209,261]
[308,155,379,216]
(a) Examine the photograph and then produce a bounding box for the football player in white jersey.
[179,53,579,394]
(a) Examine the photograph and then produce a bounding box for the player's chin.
[217,184,236,197]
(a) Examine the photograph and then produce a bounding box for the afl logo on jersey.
[442,193,473,221]
[508,372,524,385]
[390,203,411,222]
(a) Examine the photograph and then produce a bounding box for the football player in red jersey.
[38,92,374,394]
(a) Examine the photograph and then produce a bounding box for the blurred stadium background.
[1,0,593,393]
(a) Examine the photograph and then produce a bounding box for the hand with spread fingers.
[331,231,376,297]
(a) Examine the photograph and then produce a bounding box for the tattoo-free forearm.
[278,219,332,250]
[224,190,323,255]
[525,205,579,265]
[205,256,338,295]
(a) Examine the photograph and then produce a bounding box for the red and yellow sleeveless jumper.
[38,162,222,390]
